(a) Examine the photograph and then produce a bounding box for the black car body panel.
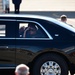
[0,14,75,70]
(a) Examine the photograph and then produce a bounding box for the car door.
[0,19,16,69]
[15,20,53,65]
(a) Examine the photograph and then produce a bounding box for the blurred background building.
[0,0,9,13]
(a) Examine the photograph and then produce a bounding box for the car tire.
[32,53,68,75]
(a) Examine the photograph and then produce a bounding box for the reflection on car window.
[19,23,28,37]
[0,25,6,37]
[19,22,48,38]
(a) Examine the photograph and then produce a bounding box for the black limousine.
[0,14,75,75]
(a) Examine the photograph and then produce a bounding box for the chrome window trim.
[17,20,53,40]
[0,67,15,69]
[0,38,51,40]
[0,19,16,21]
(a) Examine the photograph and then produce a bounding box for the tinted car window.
[19,22,48,38]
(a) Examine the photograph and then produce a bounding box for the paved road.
[19,11,75,18]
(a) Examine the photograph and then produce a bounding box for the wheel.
[32,53,68,75]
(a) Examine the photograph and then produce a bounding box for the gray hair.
[15,64,29,75]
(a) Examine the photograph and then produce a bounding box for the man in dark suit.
[12,0,22,14]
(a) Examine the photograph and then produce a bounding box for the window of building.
[0,25,6,37]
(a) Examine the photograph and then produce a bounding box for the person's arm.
[23,27,30,38]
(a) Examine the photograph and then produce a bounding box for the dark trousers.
[14,4,20,14]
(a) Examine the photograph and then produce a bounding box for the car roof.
[0,14,75,33]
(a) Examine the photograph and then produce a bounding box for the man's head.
[15,64,29,75]
[60,15,67,23]
[28,23,37,35]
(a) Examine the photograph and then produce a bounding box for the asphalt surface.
[10,11,75,18]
